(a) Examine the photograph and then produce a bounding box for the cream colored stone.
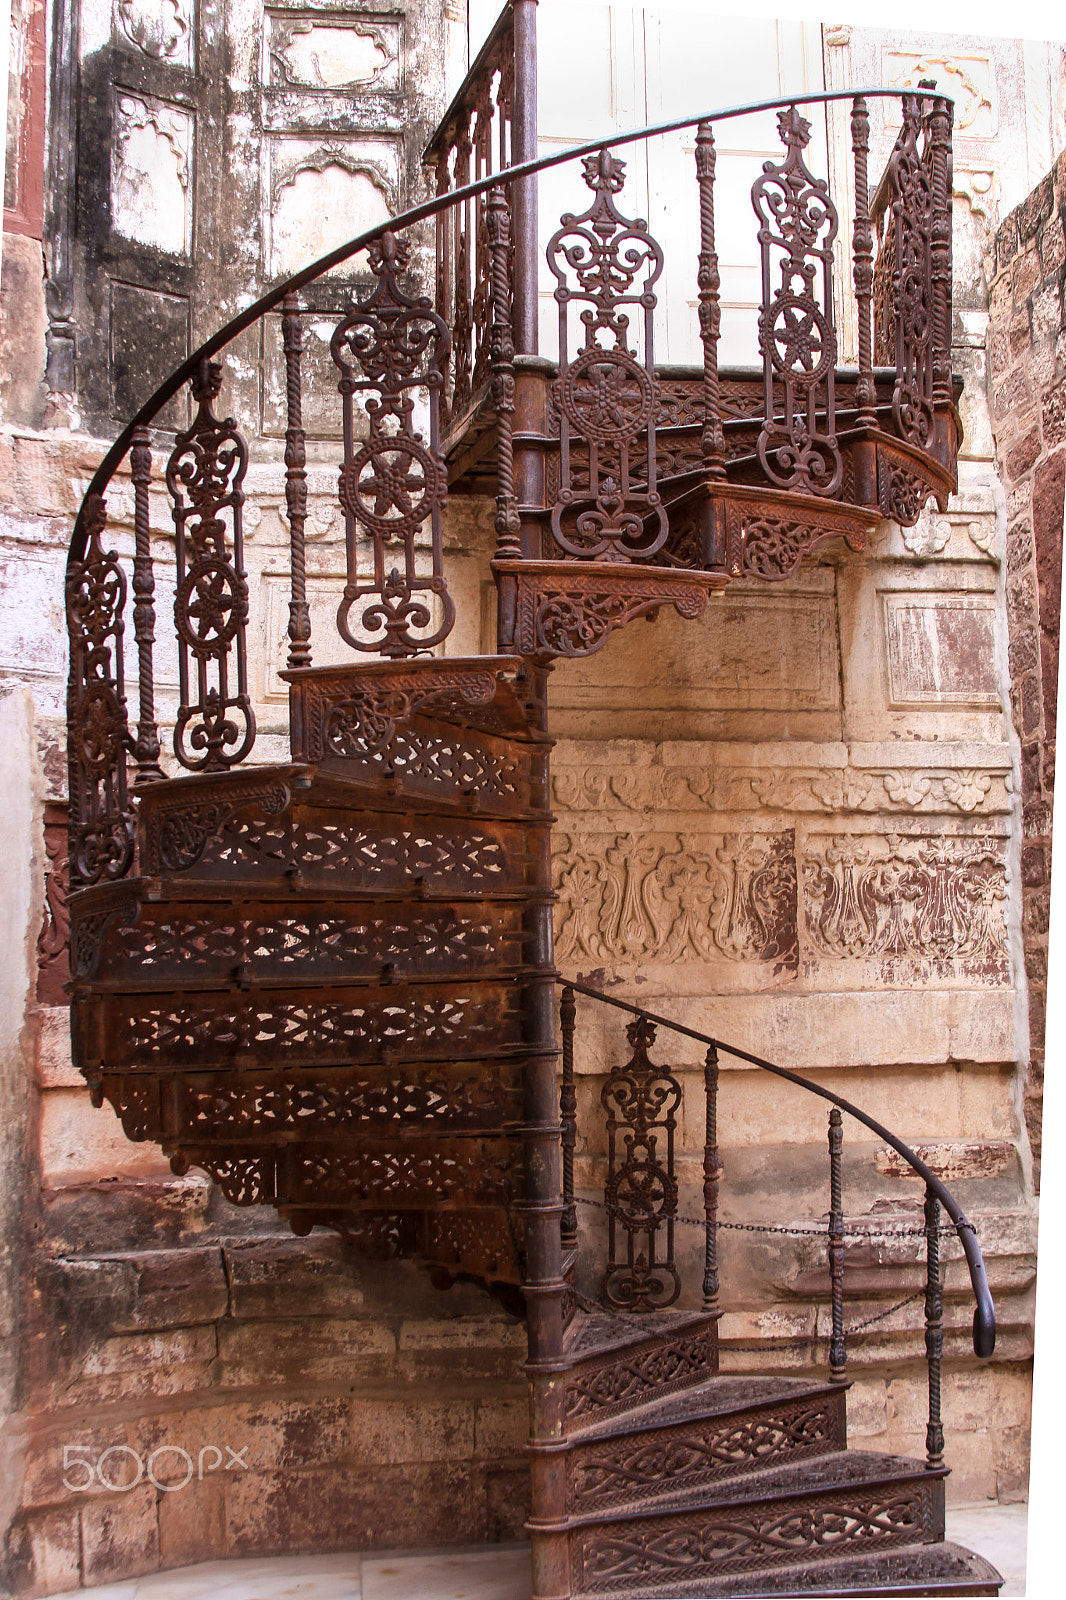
[39,1088,174,1184]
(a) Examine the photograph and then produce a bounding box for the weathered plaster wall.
[985,149,1066,1190]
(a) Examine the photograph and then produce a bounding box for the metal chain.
[571,1284,927,1344]
[574,1194,973,1242]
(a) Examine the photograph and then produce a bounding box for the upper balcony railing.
[64,76,956,888]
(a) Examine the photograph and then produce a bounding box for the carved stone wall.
[985,147,1066,1186]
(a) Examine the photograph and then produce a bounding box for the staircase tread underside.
[568,1449,948,1526]
[570,1374,848,1441]
[574,1542,1003,1598]
[564,1309,718,1363]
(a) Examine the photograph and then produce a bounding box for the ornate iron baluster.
[925,1185,945,1470]
[167,358,255,772]
[851,96,877,427]
[433,146,453,426]
[702,1042,720,1315]
[696,121,727,485]
[331,231,454,658]
[452,112,475,416]
[560,984,578,1249]
[828,1106,846,1380]
[928,92,954,412]
[752,105,842,497]
[602,1013,681,1311]
[487,187,521,560]
[547,150,668,563]
[886,93,934,447]
[130,427,163,784]
[282,291,311,670]
[65,493,135,885]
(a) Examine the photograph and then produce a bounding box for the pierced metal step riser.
[566,1326,720,1429]
[569,1391,847,1515]
[570,1477,945,1596]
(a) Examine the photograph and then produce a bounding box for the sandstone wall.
[985,149,1066,1188]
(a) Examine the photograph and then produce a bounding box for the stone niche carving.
[803,831,1009,971]
[111,91,193,258]
[114,0,193,67]
[552,828,798,972]
[551,757,1009,818]
[881,50,996,137]
[880,592,1000,708]
[265,12,401,92]
[266,139,395,278]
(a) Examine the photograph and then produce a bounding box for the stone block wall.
[986,149,1066,1185]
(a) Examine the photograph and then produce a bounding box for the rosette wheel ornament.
[331,232,455,658]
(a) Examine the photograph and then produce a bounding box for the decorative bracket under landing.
[493,559,730,660]
[694,482,878,582]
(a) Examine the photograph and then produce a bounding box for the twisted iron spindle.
[282,290,311,669]
[557,985,573,1248]
[702,1042,720,1315]
[928,92,954,411]
[851,95,877,426]
[130,426,163,784]
[828,1107,847,1381]
[925,1186,945,1470]
[696,121,727,482]
[487,187,521,558]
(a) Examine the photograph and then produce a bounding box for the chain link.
[570,1284,927,1346]
[574,1194,974,1242]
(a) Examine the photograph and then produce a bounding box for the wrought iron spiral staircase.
[64,5,1003,1594]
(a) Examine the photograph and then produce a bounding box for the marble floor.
[47,1503,1028,1599]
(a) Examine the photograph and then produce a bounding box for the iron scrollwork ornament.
[601,1013,682,1311]
[885,94,936,449]
[752,107,842,497]
[547,151,668,563]
[331,232,455,658]
[167,358,255,772]
[65,494,136,885]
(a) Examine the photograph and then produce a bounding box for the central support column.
[512,0,539,356]
[521,663,569,1600]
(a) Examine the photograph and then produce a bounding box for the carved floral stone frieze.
[552,829,798,970]
[551,762,1009,817]
[803,833,1008,967]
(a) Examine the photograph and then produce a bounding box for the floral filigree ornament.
[167,360,256,772]
[601,1013,681,1311]
[547,150,667,562]
[331,232,455,656]
[751,106,842,497]
[65,493,136,884]
[884,96,935,449]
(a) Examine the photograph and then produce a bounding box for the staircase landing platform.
[46,1505,1026,1600]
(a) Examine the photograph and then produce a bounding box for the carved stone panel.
[264,12,401,93]
[114,0,194,68]
[802,829,1009,978]
[553,827,798,976]
[881,592,1000,707]
[111,91,193,258]
[265,138,397,279]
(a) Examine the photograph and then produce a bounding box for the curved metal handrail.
[66,83,930,567]
[563,977,996,1359]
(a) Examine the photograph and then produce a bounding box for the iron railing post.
[702,1042,720,1315]
[130,425,163,784]
[560,983,578,1249]
[828,1106,847,1382]
[487,187,521,559]
[282,290,311,670]
[851,95,877,427]
[925,1186,945,1470]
